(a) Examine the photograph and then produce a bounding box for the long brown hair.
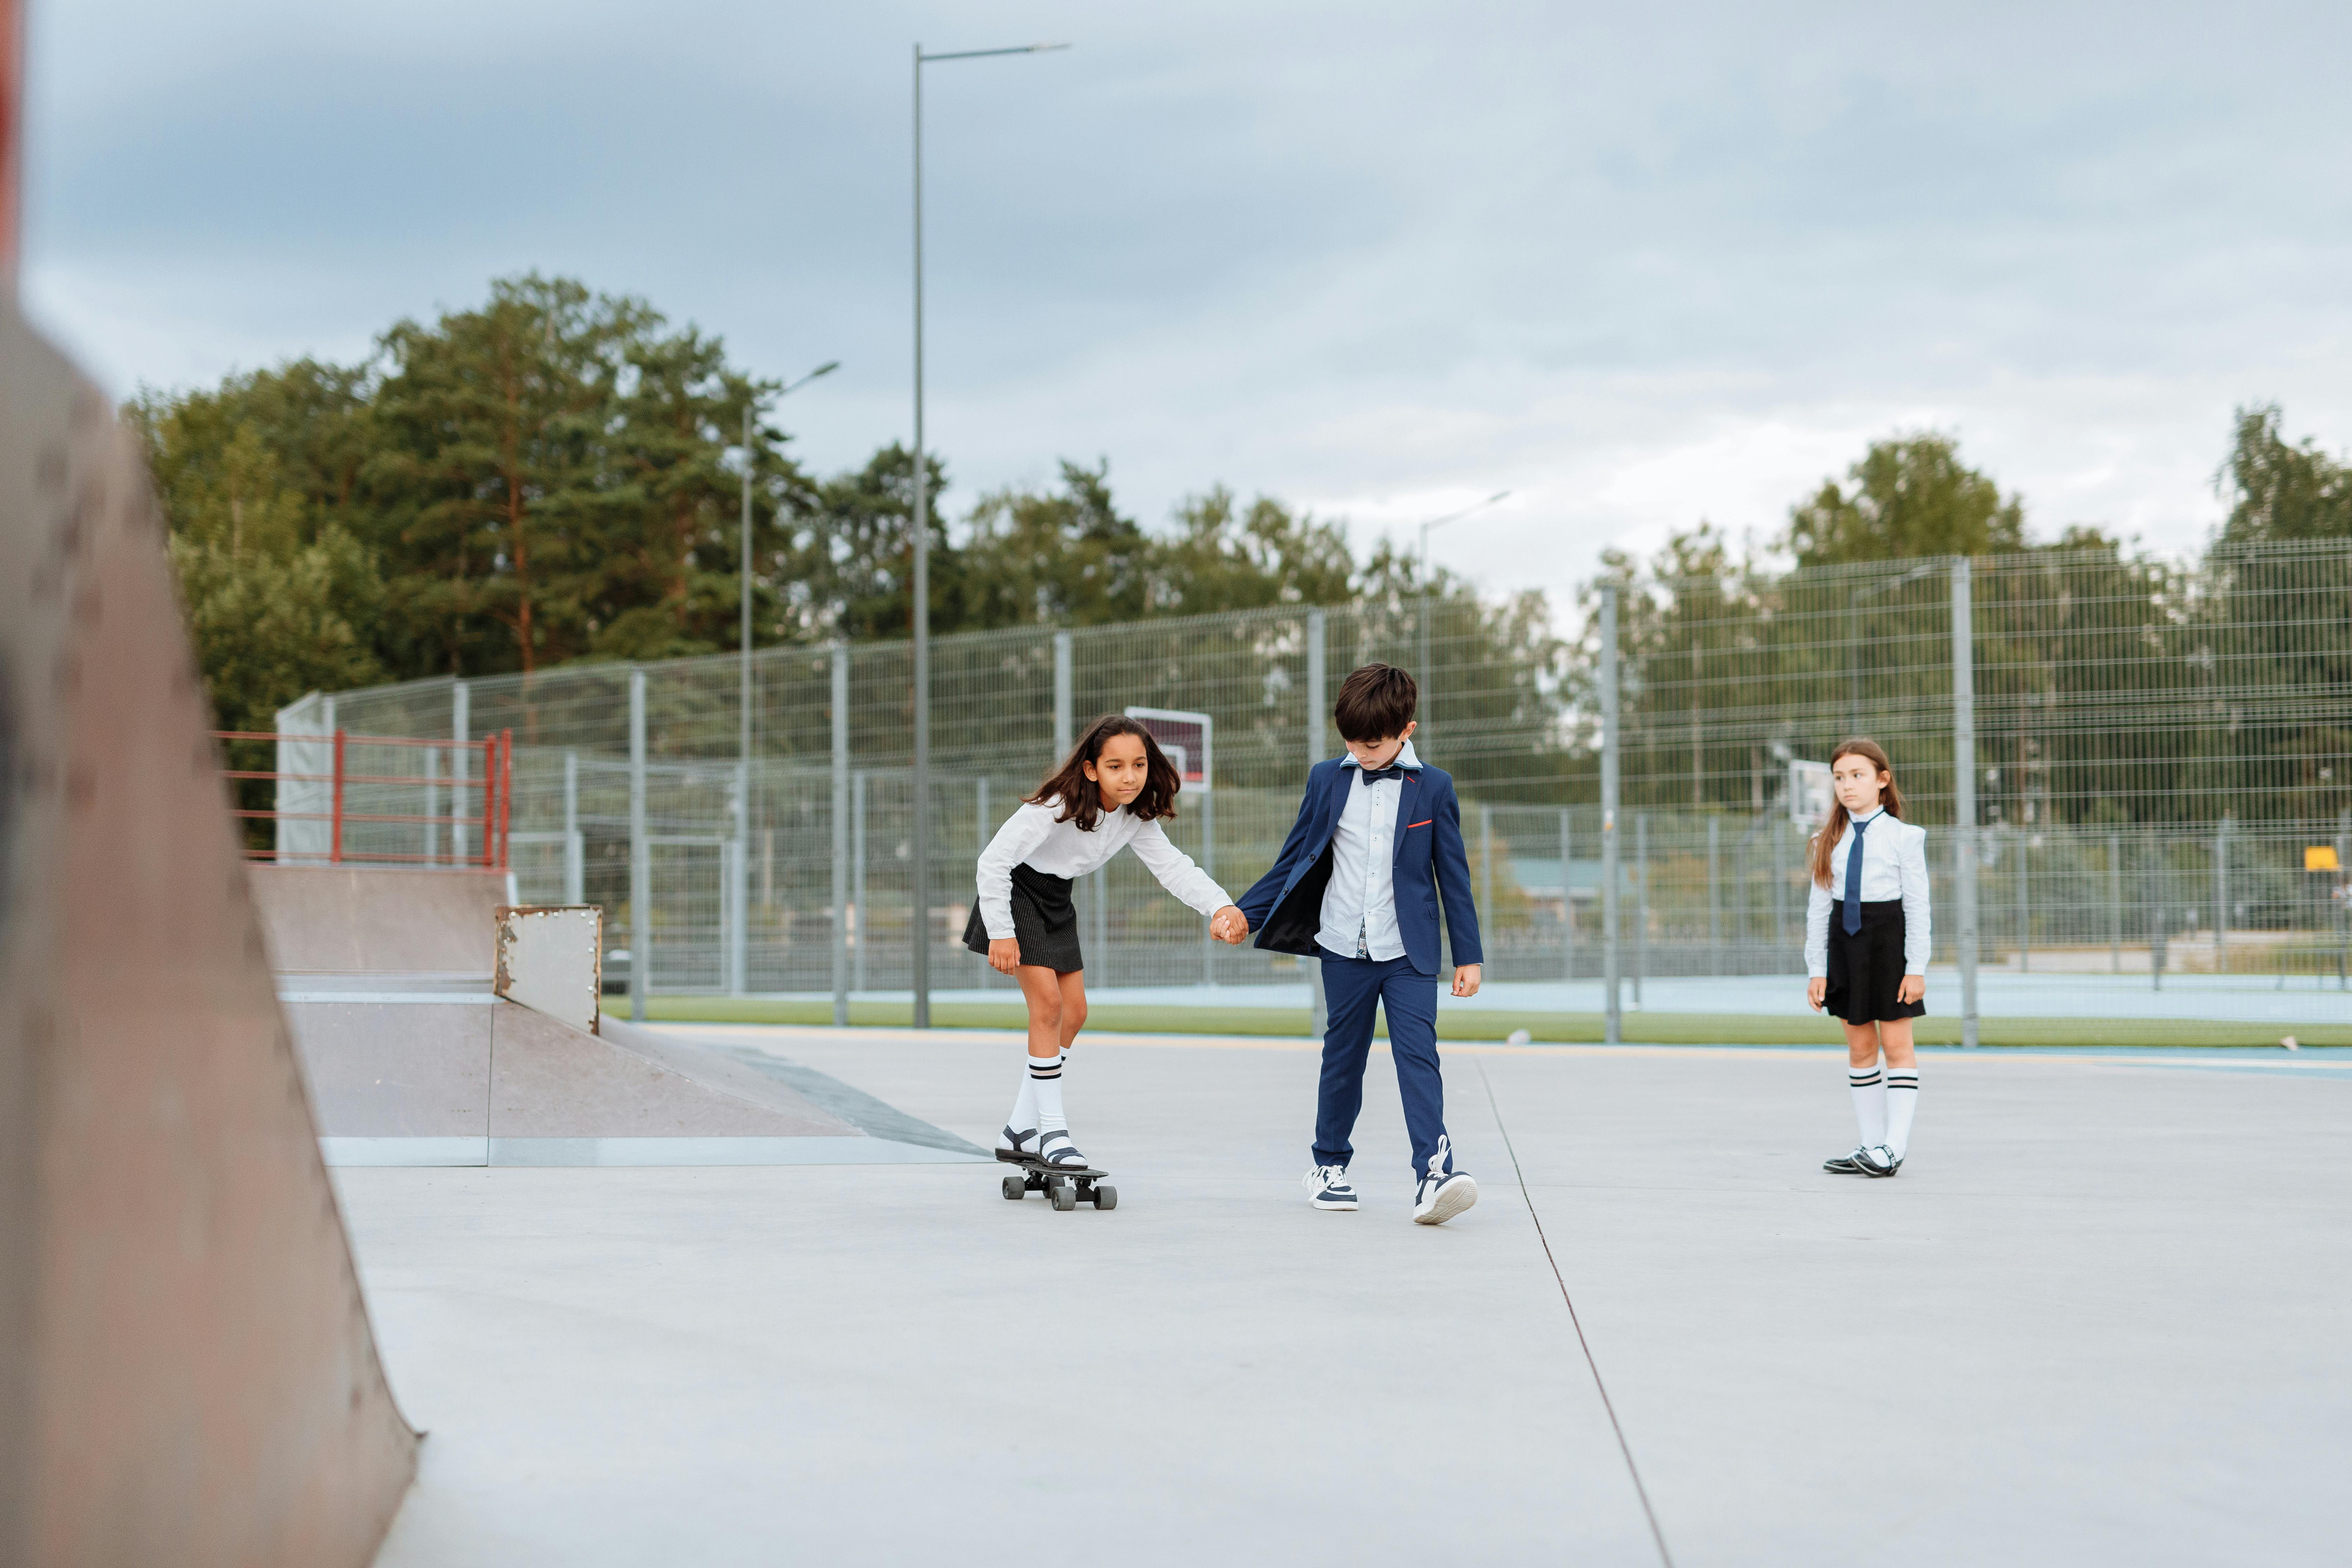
[1027,715,1182,832]
[1808,738,1906,889]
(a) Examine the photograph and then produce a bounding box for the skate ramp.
[0,309,416,1564]
[257,867,983,1166]
[253,864,506,977]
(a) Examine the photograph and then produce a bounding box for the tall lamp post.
[910,39,1069,1029]
[1416,489,1510,742]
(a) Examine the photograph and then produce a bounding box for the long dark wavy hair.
[1027,714,1183,832]
[1809,737,1906,889]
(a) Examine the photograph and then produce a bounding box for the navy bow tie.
[1358,765,1409,784]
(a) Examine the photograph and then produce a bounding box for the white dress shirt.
[975,797,1230,940]
[1804,807,1932,978]
[1317,740,1421,962]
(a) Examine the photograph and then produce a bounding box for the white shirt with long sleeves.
[1317,740,1421,962]
[975,796,1230,940]
[1805,807,1932,978]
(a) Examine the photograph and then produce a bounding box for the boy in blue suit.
[1233,664,1483,1224]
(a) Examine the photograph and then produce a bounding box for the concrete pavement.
[348,1028,2352,1566]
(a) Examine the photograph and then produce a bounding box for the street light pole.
[1415,489,1509,742]
[910,39,1069,1030]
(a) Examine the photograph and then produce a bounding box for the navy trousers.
[1314,953,1451,1179]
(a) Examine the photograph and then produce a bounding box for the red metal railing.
[213,729,513,868]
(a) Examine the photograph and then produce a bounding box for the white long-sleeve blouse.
[1804,809,1932,979]
[974,797,1231,941]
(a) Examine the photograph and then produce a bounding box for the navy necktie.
[1359,766,1408,784]
[1842,816,1871,935]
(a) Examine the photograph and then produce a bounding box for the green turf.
[640,994,2348,1049]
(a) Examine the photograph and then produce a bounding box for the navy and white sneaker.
[1037,1129,1090,1169]
[996,1123,1038,1159]
[1411,1137,1477,1225]
[1303,1164,1359,1211]
[1854,1143,1898,1178]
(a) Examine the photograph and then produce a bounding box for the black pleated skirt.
[1825,899,1926,1024]
[963,863,1083,974]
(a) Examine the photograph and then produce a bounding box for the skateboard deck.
[994,1147,1108,1180]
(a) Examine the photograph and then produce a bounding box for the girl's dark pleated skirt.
[1824,899,1926,1024]
[962,863,1083,974]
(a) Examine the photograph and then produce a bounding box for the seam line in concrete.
[1474,1055,1675,1568]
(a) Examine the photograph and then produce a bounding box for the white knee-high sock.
[1031,1051,1068,1136]
[1850,1064,1887,1148]
[1004,1061,1041,1141]
[1885,1066,1919,1158]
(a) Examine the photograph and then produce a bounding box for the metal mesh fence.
[299,539,2352,1035]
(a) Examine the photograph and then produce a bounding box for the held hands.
[1807,977,1827,1012]
[1210,906,1250,945]
[1451,963,1481,999]
[987,938,1022,975]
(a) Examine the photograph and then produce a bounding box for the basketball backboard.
[1125,707,1212,793]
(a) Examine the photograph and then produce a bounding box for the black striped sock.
[1849,1065,1887,1147]
[1031,1051,1067,1135]
[1885,1067,1919,1157]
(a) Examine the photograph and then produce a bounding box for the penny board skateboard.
[995,1148,1117,1211]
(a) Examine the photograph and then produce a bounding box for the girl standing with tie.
[1805,739,1931,1178]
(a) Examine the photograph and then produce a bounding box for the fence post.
[1707,814,1721,972]
[1053,630,1073,759]
[2340,808,2351,992]
[563,749,584,903]
[2108,831,2121,975]
[2016,829,2029,974]
[832,645,851,1025]
[1633,812,1647,1008]
[629,666,648,1023]
[2215,813,2231,976]
[853,771,868,996]
[497,731,512,870]
[1480,804,1494,982]
[330,729,345,864]
[1559,808,1574,982]
[1601,585,1622,1045]
[475,737,492,868]
[451,678,470,864]
[424,740,439,867]
[1307,609,1328,1041]
[1950,558,1980,1048]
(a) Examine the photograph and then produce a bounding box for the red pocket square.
[1406,819,1432,829]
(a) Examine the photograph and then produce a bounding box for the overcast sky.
[25,1,2352,612]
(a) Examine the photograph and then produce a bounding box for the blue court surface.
[349,1026,2351,1566]
[832,969,2352,1027]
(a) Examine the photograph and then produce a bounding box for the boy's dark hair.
[1332,663,1418,742]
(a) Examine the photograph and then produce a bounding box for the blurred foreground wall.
[0,306,417,1561]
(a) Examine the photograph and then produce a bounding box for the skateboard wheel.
[1093,1184,1117,1211]
[1001,1174,1025,1200]
[1050,1183,1078,1212]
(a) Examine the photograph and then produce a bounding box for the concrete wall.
[0,307,418,1565]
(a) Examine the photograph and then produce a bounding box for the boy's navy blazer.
[1235,757,1483,977]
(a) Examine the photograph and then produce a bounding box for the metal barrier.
[215,729,513,867]
[292,539,2352,1040]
